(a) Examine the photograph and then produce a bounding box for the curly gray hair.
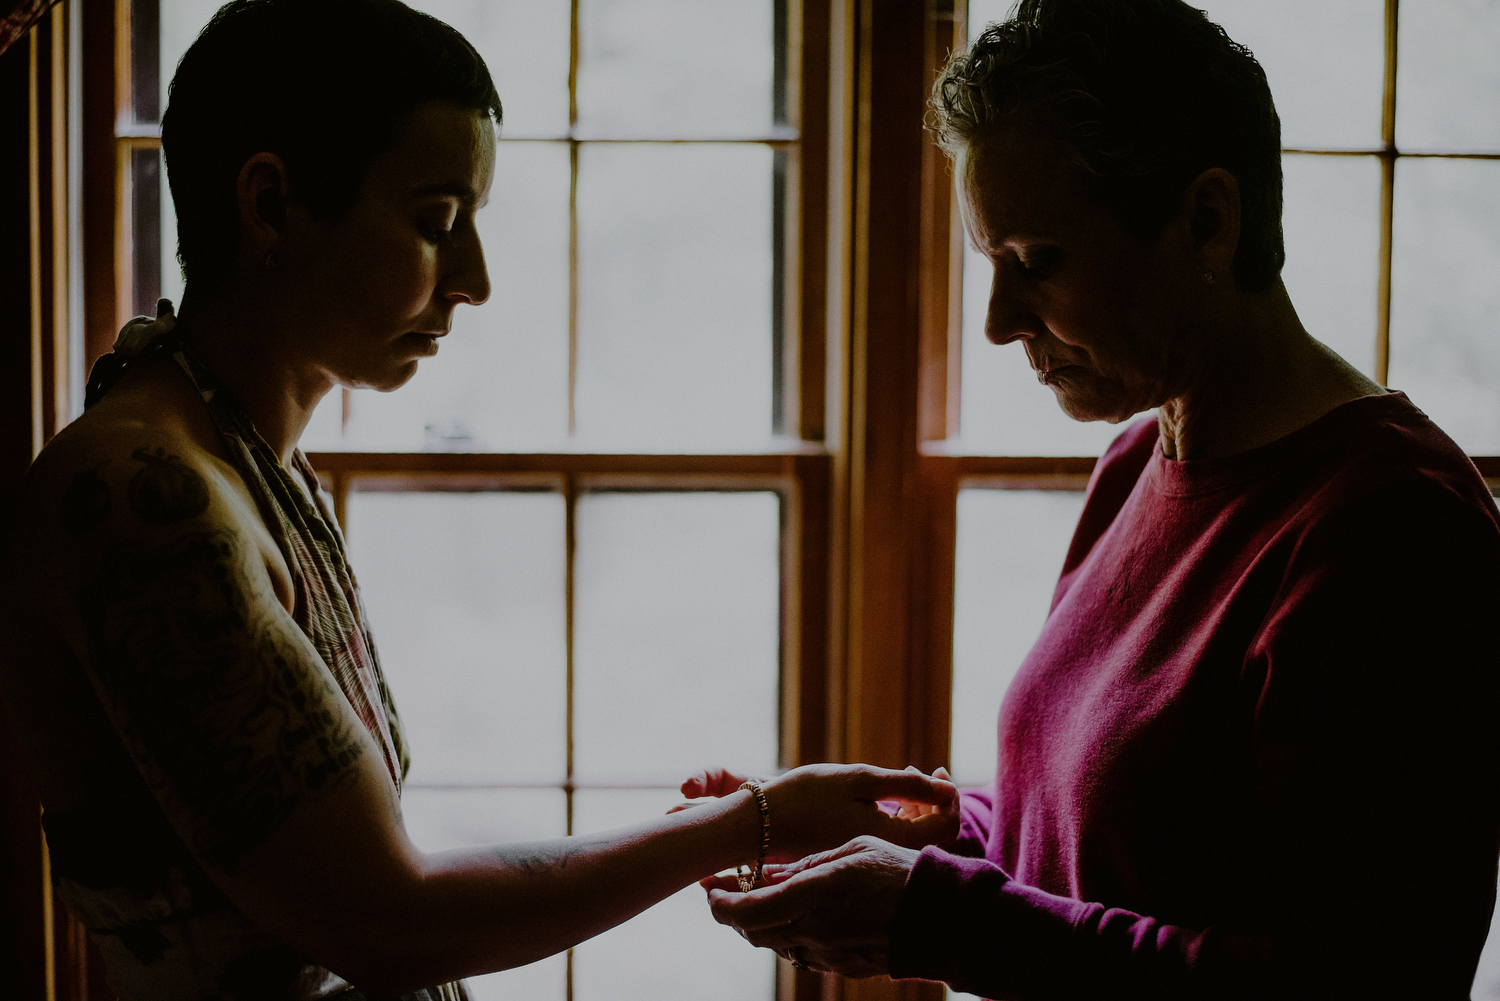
[931,0,1285,292]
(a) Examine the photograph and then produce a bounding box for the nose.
[984,262,1036,346]
[445,222,491,307]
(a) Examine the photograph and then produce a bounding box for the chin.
[1052,386,1144,425]
[356,359,422,394]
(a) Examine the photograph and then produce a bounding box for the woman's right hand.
[675,763,959,863]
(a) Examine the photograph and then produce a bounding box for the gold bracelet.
[737,778,770,892]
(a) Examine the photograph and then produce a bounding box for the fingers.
[850,765,957,809]
[875,809,960,850]
[707,883,805,934]
[681,767,754,799]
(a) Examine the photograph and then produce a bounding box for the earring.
[263,249,281,271]
[1202,270,1215,284]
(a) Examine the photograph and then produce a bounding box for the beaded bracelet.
[737,778,771,892]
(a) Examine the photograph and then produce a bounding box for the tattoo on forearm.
[60,468,112,535]
[79,529,366,872]
[128,447,210,526]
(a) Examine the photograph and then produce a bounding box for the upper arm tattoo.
[79,528,366,873]
[127,447,210,526]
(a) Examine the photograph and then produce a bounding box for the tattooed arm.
[3,427,958,995]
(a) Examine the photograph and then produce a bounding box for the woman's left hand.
[670,763,958,862]
[702,836,920,979]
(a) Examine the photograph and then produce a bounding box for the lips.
[1036,365,1079,385]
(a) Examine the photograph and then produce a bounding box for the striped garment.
[48,309,467,1001]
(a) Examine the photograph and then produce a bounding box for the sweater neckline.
[1143,391,1422,498]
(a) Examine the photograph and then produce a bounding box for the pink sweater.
[891,394,1500,999]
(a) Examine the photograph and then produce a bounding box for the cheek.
[324,228,436,319]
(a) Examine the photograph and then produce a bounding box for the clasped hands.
[671,763,958,979]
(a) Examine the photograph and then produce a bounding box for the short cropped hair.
[161,0,502,292]
[931,0,1284,292]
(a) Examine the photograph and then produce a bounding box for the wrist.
[736,779,771,890]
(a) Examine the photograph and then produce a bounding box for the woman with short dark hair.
[0,2,958,999]
[707,2,1500,997]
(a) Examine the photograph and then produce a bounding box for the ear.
[235,152,292,257]
[1178,167,1241,282]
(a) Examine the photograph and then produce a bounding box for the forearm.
[889,847,1486,1001]
[327,790,762,993]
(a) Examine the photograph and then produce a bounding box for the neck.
[174,284,336,466]
[1155,281,1384,462]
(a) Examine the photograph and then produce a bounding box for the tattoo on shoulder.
[78,529,366,873]
[128,447,210,526]
[60,467,112,535]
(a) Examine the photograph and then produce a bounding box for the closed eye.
[1014,247,1063,280]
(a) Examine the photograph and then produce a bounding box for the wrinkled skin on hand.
[703,837,920,979]
[671,763,957,863]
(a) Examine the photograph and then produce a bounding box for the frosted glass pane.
[950,489,1087,786]
[159,0,220,111]
[572,789,776,1001]
[956,242,1135,456]
[1201,0,1385,150]
[966,0,1011,36]
[1281,154,1382,379]
[576,0,776,138]
[1476,884,1500,1000]
[1388,158,1500,453]
[298,390,345,454]
[1396,0,1500,151]
[346,492,567,785]
[160,147,184,312]
[401,787,568,850]
[344,142,570,452]
[576,144,774,449]
[573,493,779,786]
[411,1,571,139]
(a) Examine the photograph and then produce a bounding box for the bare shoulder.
[1,362,378,875]
[5,359,292,621]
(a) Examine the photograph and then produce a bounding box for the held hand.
[679,767,757,801]
[704,837,919,979]
[671,763,958,861]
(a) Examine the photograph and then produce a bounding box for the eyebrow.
[410,182,479,206]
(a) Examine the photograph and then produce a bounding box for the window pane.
[576,0,777,138]
[344,141,571,452]
[966,0,1011,34]
[1388,157,1500,453]
[573,493,780,786]
[1476,894,1500,1000]
[1281,153,1382,379]
[130,148,162,319]
[159,146,183,312]
[412,1,571,139]
[950,489,1086,786]
[576,144,774,450]
[346,491,568,786]
[956,242,1133,456]
[1201,0,1385,150]
[401,788,570,1001]
[159,0,219,117]
[572,789,777,1001]
[1396,0,1500,151]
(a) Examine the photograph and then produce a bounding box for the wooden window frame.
[16,2,1497,1001]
